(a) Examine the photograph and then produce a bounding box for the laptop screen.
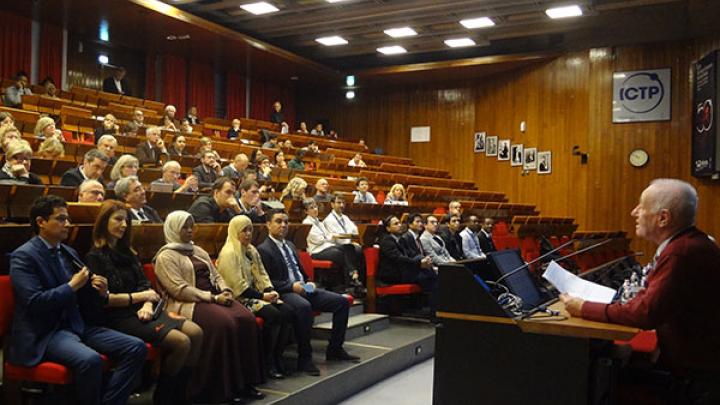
[488,249,547,310]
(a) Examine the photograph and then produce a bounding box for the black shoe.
[240,386,266,400]
[326,347,361,363]
[298,360,321,376]
[268,367,284,379]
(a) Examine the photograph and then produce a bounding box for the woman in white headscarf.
[217,215,293,379]
[153,211,266,403]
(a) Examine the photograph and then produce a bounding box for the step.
[313,313,390,341]
[313,300,364,324]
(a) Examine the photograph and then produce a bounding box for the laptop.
[486,249,557,311]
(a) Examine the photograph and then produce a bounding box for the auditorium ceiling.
[168,0,720,71]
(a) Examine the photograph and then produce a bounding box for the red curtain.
[226,72,246,119]
[187,61,215,119]
[249,78,295,127]
[162,54,187,117]
[0,10,32,79]
[145,54,156,101]
[38,23,62,84]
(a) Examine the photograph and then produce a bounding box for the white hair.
[648,178,698,228]
[97,134,117,145]
[114,175,140,201]
[162,160,181,172]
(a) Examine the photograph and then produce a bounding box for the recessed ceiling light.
[97,54,109,65]
[384,27,417,38]
[460,17,495,29]
[377,45,407,55]
[444,38,476,48]
[316,36,348,46]
[545,5,583,19]
[240,2,279,15]
[345,91,355,99]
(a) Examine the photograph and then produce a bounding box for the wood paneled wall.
[297,36,720,258]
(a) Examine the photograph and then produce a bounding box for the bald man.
[561,179,720,403]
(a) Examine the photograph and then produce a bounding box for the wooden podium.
[432,264,638,405]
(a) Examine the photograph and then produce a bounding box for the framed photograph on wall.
[538,151,552,174]
[486,136,498,156]
[498,139,510,160]
[523,147,537,170]
[474,132,486,153]
[511,144,523,166]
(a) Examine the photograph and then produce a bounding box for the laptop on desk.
[484,249,558,312]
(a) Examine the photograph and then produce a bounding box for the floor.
[338,358,434,405]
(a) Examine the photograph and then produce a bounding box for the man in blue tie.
[7,195,147,405]
[257,209,359,376]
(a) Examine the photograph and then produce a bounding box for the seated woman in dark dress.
[217,215,294,379]
[85,200,203,405]
[154,211,265,403]
[0,139,43,184]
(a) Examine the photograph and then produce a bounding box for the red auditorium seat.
[298,250,333,282]
[363,246,421,313]
[616,330,658,353]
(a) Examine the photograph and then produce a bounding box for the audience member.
[439,214,465,260]
[256,154,273,183]
[78,180,105,203]
[34,116,61,140]
[237,179,266,223]
[114,176,162,223]
[313,178,332,203]
[186,106,201,125]
[39,77,59,98]
[0,111,15,127]
[262,137,278,149]
[287,150,306,171]
[280,122,289,134]
[227,119,241,140]
[222,153,250,182]
[194,137,214,159]
[166,134,187,157]
[420,215,455,265]
[378,215,437,314]
[154,211,265,402]
[8,195,146,404]
[460,215,486,260]
[60,149,109,187]
[281,139,293,149]
[3,71,32,107]
[275,150,288,169]
[180,118,193,134]
[402,213,426,258]
[152,160,198,193]
[107,154,139,189]
[188,177,241,223]
[0,140,43,184]
[279,177,307,201]
[311,123,324,136]
[85,200,203,404]
[129,109,145,129]
[97,134,118,165]
[243,168,258,183]
[448,201,463,216]
[303,199,365,295]
[478,217,496,253]
[162,115,178,132]
[269,101,286,126]
[135,126,167,166]
[305,140,320,154]
[0,125,20,153]
[384,183,408,205]
[348,153,367,168]
[327,130,338,139]
[192,151,222,189]
[358,139,369,151]
[102,66,131,96]
[163,105,180,128]
[353,177,376,204]
[297,121,309,134]
[94,114,119,142]
[36,136,65,159]
[258,210,359,376]
[217,215,293,379]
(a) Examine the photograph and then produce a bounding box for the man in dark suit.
[439,213,465,261]
[7,195,147,405]
[257,210,358,376]
[60,149,110,187]
[192,151,223,189]
[114,176,162,223]
[236,179,267,223]
[135,126,166,166]
[478,217,497,253]
[401,212,425,258]
[188,177,241,223]
[102,67,131,96]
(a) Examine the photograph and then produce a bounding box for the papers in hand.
[542,261,616,304]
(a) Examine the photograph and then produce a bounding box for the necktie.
[415,236,424,255]
[472,232,482,253]
[137,210,148,221]
[281,242,303,283]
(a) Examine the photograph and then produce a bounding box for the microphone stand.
[579,251,644,279]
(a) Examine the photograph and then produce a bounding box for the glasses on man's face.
[450,219,460,223]
[428,220,438,225]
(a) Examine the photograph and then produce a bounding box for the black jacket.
[478,232,496,253]
[378,233,422,284]
[257,238,308,294]
[187,196,235,223]
[60,167,105,187]
[127,205,162,223]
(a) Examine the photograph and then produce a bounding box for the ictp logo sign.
[618,72,665,114]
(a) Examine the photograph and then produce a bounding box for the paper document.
[542,261,616,304]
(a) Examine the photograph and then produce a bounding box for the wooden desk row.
[406,185,506,203]
[360,169,475,190]
[325,148,413,166]
[511,215,578,238]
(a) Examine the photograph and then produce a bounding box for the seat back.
[142,264,158,290]
[298,251,314,280]
[363,246,379,277]
[0,275,14,337]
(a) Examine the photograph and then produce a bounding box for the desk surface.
[437,302,639,341]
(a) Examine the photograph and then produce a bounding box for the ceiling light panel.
[377,45,407,55]
[460,17,495,29]
[241,2,279,15]
[316,36,348,46]
[384,27,417,38]
[545,5,583,19]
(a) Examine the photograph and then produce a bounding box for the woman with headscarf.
[153,211,265,403]
[217,215,293,379]
[85,200,203,404]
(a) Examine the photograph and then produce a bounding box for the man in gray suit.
[420,215,456,266]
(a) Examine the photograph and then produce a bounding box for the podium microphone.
[496,238,576,284]
[579,251,644,279]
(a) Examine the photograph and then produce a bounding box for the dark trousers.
[312,244,366,285]
[280,289,349,361]
[402,267,439,314]
[44,327,147,405]
[255,303,294,364]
